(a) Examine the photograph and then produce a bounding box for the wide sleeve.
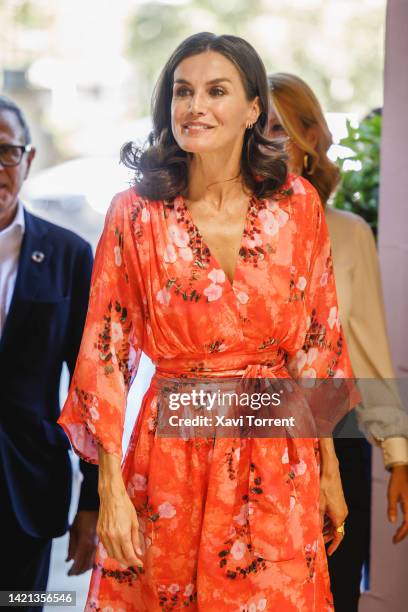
[58,192,145,464]
[348,218,408,465]
[287,188,360,431]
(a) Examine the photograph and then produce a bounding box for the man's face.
[0,110,35,229]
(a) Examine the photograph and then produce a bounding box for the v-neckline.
[176,194,256,288]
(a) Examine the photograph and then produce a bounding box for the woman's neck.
[187,146,247,210]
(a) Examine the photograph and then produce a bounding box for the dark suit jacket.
[0,208,99,539]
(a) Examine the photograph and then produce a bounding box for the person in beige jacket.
[268,72,408,612]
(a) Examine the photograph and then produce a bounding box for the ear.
[306,126,319,149]
[24,147,36,180]
[248,96,261,126]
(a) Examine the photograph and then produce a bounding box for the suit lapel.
[0,210,53,351]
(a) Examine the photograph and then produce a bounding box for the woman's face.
[171,50,259,156]
[268,103,304,175]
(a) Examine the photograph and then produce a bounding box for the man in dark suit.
[0,96,99,608]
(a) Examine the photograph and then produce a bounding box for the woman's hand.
[319,467,348,556]
[387,464,408,543]
[97,485,143,568]
[97,446,143,568]
[318,438,348,556]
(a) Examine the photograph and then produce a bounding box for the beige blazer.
[325,206,408,468]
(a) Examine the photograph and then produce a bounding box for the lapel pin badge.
[31,250,45,263]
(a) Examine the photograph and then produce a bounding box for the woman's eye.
[174,86,192,97]
[209,87,225,97]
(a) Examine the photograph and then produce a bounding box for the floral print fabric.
[58,174,355,611]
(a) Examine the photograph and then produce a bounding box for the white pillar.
[359,1,408,611]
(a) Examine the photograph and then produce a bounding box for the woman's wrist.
[319,438,339,475]
[97,445,126,498]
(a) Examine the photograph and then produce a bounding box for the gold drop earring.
[303,153,312,174]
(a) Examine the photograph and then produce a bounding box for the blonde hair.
[268,73,339,205]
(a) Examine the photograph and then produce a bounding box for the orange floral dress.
[58,174,356,611]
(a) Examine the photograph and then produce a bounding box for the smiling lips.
[182,122,216,132]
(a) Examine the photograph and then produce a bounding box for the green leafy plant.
[332,113,381,237]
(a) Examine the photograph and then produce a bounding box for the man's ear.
[24,146,36,179]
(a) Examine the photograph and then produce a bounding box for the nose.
[189,92,205,115]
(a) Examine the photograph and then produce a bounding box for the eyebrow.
[173,77,232,86]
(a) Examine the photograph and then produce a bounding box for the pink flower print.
[291,349,307,373]
[276,208,289,227]
[263,218,279,236]
[292,177,306,195]
[168,224,189,248]
[158,501,176,518]
[293,458,307,476]
[259,209,279,236]
[246,232,262,249]
[113,245,122,267]
[296,276,307,291]
[89,406,100,421]
[208,268,226,284]
[249,603,257,612]
[320,271,328,286]
[156,287,171,306]
[257,599,267,611]
[306,347,318,364]
[184,584,194,597]
[168,584,180,594]
[203,283,223,302]
[111,321,123,343]
[163,244,177,263]
[131,473,147,491]
[141,207,150,223]
[235,290,249,304]
[301,367,317,384]
[179,246,193,261]
[230,540,246,560]
[333,368,345,388]
[328,306,340,330]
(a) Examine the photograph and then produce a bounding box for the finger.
[120,538,143,568]
[393,521,408,544]
[131,526,143,559]
[75,548,96,575]
[388,489,399,523]
[67,543,88,576]
[66,527,77,562]
[327,529,344,556]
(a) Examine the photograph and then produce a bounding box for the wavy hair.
[268,73,339,205]
[121,32,287,201]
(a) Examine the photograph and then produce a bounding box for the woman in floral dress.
[58,33,356,611]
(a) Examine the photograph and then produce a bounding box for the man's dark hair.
[121,32,287,201]
[0,95,32,144]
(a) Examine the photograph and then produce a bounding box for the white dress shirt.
[0,200,25,335]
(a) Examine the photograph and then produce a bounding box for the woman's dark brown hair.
[121,32,287,201]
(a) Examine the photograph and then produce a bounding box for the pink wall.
[360,1,408,610]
